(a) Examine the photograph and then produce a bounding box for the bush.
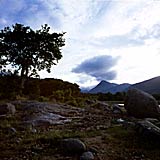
[38,96,49,102]
[66,99,78,107]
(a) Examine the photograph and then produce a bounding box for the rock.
[88,147,98,154]
[33,119,51,128]
[4,127,17,135]
[124,89,160,118]
[31,113,70,128]
[116,118,125,123]
[0,103,16,115]
[61,138,86,155]
[80,151,94,160]
[15,137,22,144]
[112,104,123,114]
[18,101,72,128]
[85,99,97,105]
[135,119,160,140]
[0,115,7,119]
[8,127,17,134]
[91,101,110,112]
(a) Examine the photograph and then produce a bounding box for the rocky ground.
[0,100,160,160]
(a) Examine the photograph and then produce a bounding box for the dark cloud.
[72,55,119,81]
[91,70,117,81]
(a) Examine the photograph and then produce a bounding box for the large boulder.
[124,89,160,118]
[0,103,16,115]
[61,138,86,155]
[80,151,94,160]
[135,119,160,140]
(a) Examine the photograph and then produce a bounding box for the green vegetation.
[0,76,80,100]
[97,92,126,101]
[0,113,100,160]
[103,125,160,160]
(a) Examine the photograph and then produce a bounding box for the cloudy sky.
[0,0,160,88]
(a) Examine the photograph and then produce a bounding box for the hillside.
[107,83,131,94]
[131,76,160,94]
[89,76,160,94]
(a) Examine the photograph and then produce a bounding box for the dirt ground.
[0,101,160,160]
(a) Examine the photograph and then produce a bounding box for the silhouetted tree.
[0,23,65,78]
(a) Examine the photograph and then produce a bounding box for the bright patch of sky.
[0,0,160,88]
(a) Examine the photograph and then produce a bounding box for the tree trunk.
[20,65,27,95]
[21,66,25,77]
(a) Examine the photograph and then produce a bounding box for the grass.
[0,117,101,160]
[101,125,160,160]
[1,100,160,160]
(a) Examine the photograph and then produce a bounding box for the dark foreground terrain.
[0,100,160,160]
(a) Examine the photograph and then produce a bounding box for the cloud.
[72,55,119,81]
[89,33,144,49]
[0,0,63,29]
[0,18,7,25]
[0,0,26,26]
[88,22,160,49]
[140,24,160,40]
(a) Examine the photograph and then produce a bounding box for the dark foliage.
[0,23,65,78]
[97,92,126,101]
[0,74,21,99]
[0,76,80,100]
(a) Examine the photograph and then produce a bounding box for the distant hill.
[108,83,131,94]
[88,76,160,94]
[131,76,160,94]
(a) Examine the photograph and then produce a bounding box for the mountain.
[88,76,160,94]
[89,80,118,93]
[108,83,131,94]
[131,76,160,94]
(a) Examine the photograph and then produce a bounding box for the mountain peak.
[88,76,160,94]
[89,80,118,93]
[98,80,111,85]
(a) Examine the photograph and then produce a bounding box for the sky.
[0,0,160,89]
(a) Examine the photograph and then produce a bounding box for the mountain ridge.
[88,76,160,94]
[131,76,160,94]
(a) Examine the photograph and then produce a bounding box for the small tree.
[0,23,65,78]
